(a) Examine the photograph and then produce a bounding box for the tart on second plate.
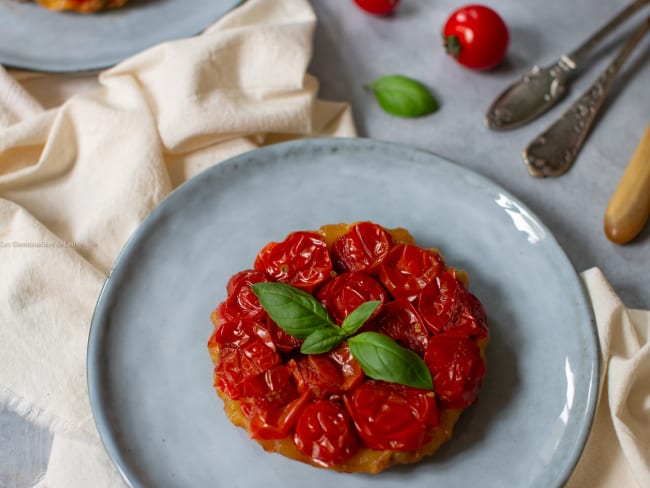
[34,0,128,13]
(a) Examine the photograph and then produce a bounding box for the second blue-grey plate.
[88,138,598,488]
[0,0,241,72]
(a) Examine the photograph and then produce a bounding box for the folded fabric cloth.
[567,268,650,488]
[0,2,648,488]
[0,0,354,486]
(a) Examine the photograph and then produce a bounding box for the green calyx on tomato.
[443,35,462,59]
[252,282,433,390]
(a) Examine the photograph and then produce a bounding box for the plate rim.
[87,137,599,488]
[0,0,243,73]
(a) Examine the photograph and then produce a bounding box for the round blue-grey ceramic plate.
[88,138,598,488]
[0,0,240,72]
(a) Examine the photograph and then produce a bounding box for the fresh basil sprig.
[251,282,433,390]
[364,74,439,118]
[250,282,335,339]
[348,332,433,390]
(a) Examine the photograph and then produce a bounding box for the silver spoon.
[485,0,650,131]
[523,16,650,177]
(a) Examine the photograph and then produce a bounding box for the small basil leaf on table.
[300,327,347,354]
[251,282,335,339]
[341,300,381,336]
[364,75,439,118]
[348,331,433,390]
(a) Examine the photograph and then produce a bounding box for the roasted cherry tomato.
[379,244,445,300]
[353,0,399,16]
[331,221,393,275]
[328,343,365,392]
[210,319,280,399]
[371,299,429,355]
[290,354,345,399]
[344,380,439,451]
[317,271,387,324]
[424,334,486,409]
[254,232,333,293]
[294,400,359,466]
[417,270,489,338]
[442,5,509,70]
[240,365,311,440]
[216,270,268,324]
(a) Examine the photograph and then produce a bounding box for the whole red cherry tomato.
[424,334,486,409]
[353,0,399,16]
[317,271,387,324]
[344,380,439,451]
[331,221,393,275]
[289,354,345,399]
[294,400,359,466]
[378,244,445,300]
[254,232,333,293]
[442,5,509,70]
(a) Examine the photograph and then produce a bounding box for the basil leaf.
[365,75,439,118]
[251,282,335,339]
[348,332,433,390]
[300,327,346,355]
[341,300,381,336]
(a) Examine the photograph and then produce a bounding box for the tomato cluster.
[208,222,488,467]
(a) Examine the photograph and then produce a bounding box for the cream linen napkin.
[0,0,354,486]
[567,268,650,488]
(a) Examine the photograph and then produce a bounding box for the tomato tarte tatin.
[207,222,488,473]
[32,0,128,13]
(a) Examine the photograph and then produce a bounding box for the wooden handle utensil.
[604,123,650,244]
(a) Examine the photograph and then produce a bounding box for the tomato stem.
[443,35,462,59]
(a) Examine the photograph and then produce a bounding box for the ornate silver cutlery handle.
[523,17,650,177]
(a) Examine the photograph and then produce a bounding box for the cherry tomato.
[240,365,311,440]
[317,271,387,324]
[344,380,439,451]
[371,299,429,355]
[216,270,268,324]
[210,319,280,399]
[353,0,399,16]
[294,400,359,466]
[331,221,393,275]
[378,244,445,300]
[254,232,333,293]
[328,343,365,392]
[289,354,344,399]
[442,5,509,70]
[424,334,486,409]
[417,270,489,338]
[266,317,303,353]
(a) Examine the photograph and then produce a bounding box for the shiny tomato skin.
[378,244,445,301]
[370,299,430,355]
[344,380,439,451]
[353,0,399,16]
[240,365,311,440]
[331,221,393,275]
[425,334,486,409]
[211,319,280,399]
[328,343,365,391]
[290,354,345,399]
[254,232,333,293]
[417,271,489,338]
[293,400,359,466]
[217,270,268,324]
[443,5,509,70]
[317,271,387,325]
